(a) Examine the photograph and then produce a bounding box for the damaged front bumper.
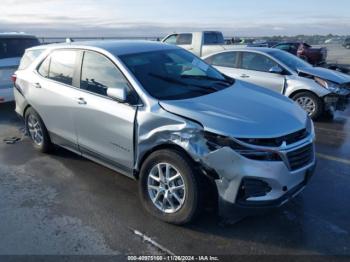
[323,91,350,112]
[202,143,316,217]
[136,105,316,218]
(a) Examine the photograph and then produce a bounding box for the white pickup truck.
[161,31,241,57]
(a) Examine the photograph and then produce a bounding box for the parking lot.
[324,43,350,66]
[0,98,349,257]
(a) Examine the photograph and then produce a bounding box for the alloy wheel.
[147,162,186,214]
[295,96,316,116]
[27,114,44,146]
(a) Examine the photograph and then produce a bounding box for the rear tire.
[25,107,52,153]
[291,92,324,120]
[139,149,202,225]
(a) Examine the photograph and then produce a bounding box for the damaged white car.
[14,41,316,224]
[203,48,350,119]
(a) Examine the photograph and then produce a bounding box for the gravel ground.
[0,101,349,261]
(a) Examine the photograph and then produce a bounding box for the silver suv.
[14,41,316,224]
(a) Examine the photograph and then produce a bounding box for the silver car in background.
[14,41,316,224]
[203,48,350,119]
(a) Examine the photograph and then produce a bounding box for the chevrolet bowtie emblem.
[280,141,287,149]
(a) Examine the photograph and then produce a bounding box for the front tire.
[25,107,52,153]
[292,92,324,120]
[139,149,202,225]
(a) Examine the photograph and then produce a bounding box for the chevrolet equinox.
[14,41,316,224]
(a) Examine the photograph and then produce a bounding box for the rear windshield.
[203,32,225,45]
[0,37,40,59]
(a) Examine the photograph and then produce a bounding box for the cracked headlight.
[204,132,281,161]
[315,77,341,93]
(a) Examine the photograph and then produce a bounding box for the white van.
[0,33,40,103]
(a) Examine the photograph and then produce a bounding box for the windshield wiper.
[149,73,218,93]
[181,74,234,85]
[149,73,189,86]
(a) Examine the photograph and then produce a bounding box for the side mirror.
[269,65,283,74]
[107,86,128,102]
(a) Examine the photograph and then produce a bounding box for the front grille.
[287,143,313,171]
[238,129,308,147]
[284,129,309,145]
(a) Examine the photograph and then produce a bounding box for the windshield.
[0,37,40,59]
[268,50,312,72]
[119,49,233,100]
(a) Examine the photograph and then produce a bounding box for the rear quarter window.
[38,56,50,77]
[18,49,44,70]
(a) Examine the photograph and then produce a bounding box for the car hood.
[159,80,308,138]
[297,67,350,84]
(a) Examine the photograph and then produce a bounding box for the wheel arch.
[135,143,197,179]
[288,89,320,100]
[289,89,325,120]
[135,143,219,181]
[23,104,32,118]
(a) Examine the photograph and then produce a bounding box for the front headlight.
[204,132,281,161]
[315,77,340,93]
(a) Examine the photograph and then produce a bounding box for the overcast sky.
[1,0,349,37]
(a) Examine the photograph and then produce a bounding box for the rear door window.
[206,52,238,68]
[241,52,277,72]
[0,37,40,59]
[47,50,77,85]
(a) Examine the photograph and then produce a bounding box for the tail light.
[11,74,17,84]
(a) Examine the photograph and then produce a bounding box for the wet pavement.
[0,102,349,257]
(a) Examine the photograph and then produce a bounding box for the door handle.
[240,74,250,78]
[33,83,41,88]
[76,97,87,105]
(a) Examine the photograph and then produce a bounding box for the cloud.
[0,0,349,37]
[272,27,285,31]
[1,19,349,37]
